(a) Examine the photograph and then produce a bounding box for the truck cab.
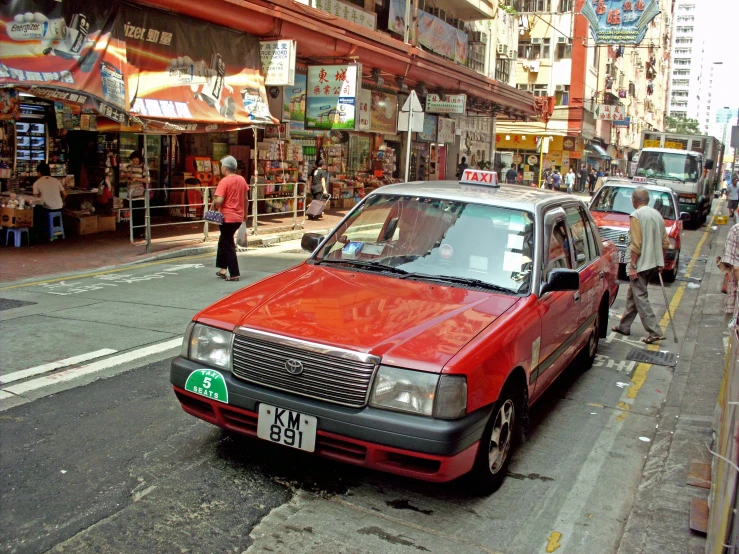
[635,148,710,228]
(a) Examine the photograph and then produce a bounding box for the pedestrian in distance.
[541,167,550,189]
[213,155,249,282]
[727,174,739,220]
[456,156,469,178]
[565,167,576,193]
[612,186,670,344]
[579,165,588,193]
[123,151,148,239]
[551,168,562,191]
[506,165,518,184]
[588,168,597,195]
[310,159,329,201]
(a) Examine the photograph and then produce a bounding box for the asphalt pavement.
[0,213,725,554]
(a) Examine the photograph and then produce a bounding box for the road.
[0,221,715,554]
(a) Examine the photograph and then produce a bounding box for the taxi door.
[565,205,601,351]
[532,208,579,400]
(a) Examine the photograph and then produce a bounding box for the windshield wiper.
[314,258,410,275]
[400,273,516,294]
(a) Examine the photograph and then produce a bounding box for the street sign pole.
[401,90,423,183]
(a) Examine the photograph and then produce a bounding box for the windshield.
[315,195,535,294]
[591,186,677,220]
[636,151,699,182]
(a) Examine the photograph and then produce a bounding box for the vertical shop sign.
[437,118,455,143]
[259,40,296,86]
[312,0,376,31]
[285,73,307,123]
[305,64,361,130]
[581,0,661,45]
[418,114,438,142]
[370,91,398,134]
[358,89,371,131]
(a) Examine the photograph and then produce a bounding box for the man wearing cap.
[213,156,249,281]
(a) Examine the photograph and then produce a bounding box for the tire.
[466,384,523,495]
[663,252,679,283]
[689,213,699,230]
[578,305,601,371]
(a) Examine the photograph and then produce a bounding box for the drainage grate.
[626,348,677,366]
[0,298,37,311]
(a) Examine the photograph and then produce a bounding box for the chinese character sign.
[305,64,360,130]
[595,104,626,121]
[260,40,296,86]
[312,0,376,31]
[581,0,661,45]
[358,89,371,131]
[426,93,467,114]
[437,118,455,144]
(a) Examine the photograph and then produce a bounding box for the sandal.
[225,276,240,282]
[611,326,630,336]
[216,271,227,278]
[642,335,665,344]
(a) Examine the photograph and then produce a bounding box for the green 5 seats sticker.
[184,370,229,404]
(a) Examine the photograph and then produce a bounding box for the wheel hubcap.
[488,399,515,474]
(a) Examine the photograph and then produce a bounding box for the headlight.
[369,367,468,419]
[668,237,677,250]
[186,323,233,370]
[370,366,437,416]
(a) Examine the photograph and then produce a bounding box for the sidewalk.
[617,217,730,553]
[0,209,347,284]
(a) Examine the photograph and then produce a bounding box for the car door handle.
[599,271,605,280]
[574,292,581,303]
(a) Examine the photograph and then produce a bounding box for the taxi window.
[565,207,592,268]
[543,215,572,277]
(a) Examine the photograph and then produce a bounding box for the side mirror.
[680,212,691,222]
[705,159,714,170]
[541,268,580,295]
[301,233,324,253]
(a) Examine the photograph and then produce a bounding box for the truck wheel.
[663,252,679,282]
[466,383,524,495]
[689,213,699,230]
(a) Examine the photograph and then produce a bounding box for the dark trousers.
[130,198,145,238]
[216,222,241,277]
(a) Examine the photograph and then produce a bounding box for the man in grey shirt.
[612,187,670,344]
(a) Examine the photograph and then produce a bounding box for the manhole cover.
[0,298,37,311]
[626,348,677,366]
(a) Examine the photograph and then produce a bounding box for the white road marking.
[1,338,182,397]
[0,349,118,385]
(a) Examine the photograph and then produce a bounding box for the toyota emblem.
[284,359,304,375]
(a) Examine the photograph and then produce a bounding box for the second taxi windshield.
[591,186,677,220]
[315,195,535,294]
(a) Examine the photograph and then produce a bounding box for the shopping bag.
[236,221,247,247]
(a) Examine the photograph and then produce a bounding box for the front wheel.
[466,387,522,495]
[663,252,679,282]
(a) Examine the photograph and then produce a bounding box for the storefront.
[494,134,586,186]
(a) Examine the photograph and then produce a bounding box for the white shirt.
[727,183,739,201]
[32,176,65,209]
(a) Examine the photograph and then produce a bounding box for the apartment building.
[667,0,707,120]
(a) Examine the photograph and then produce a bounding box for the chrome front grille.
[597,226,630,246]
[231,328,380,408]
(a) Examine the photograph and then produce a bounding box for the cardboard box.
[98,215,117,232]
[342,198,354,209]
[64,215,98,235]
[0,207,34,228]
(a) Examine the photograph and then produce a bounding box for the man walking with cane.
[612,187,670,344]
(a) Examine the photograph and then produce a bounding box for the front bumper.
[616,246,677,269]
[171,357,490,482]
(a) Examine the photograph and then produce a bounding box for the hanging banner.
[305,64,360,130]
[259,39,296,86]
[426,93,467,114]
[418,114,438,142]
[0,88,20,120]
[581,0,661,45]
[417,11,468,65]
[122,2,273,127]
[437,118,455,144]
[370,91,397,134]
[285,73,307,123]
[594,104,626,121]
[0,0,128,123]
[388,0,406,35]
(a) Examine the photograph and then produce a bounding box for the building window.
[677,15,695,22]
[555,40,572,59]
[675,48,692,55]
[673,69,690,76]
[495,58,511,82]
[592,44,600,69]
[672,79,690,86]
[675,37,693,44]
[518,39,550,59]
[557,0,574,12]
[678,3,695,10]
[467,43,486,74]
[517,84,549,97]
[513,0,551,12]
[676,26,694,33]
[674,58,690,66]
[555,85,570,105]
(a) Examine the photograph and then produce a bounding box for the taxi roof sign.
[632,176,648,184]
[460,169,499,187]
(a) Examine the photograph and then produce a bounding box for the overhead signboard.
[426,93,467,114]
[418,114,438,142]
[260,40,296,86]
[594,104,626,121]
[312,0,376,31]
[581,0,661,45]
[305,64,361,130]
[437,118,455,143]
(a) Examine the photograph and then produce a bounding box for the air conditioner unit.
[496,44,507,55]
[531,38,542,44]
[557,36,566,43]
[470,31,488,44]
[555,84,564,91]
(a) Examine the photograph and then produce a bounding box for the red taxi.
[171,170,619,493]
[589,177,690,282]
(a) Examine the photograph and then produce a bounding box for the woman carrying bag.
[211,156,249,282]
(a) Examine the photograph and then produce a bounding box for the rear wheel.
[579,305,601,371]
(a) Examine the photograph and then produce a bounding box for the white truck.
[635,132,722,228]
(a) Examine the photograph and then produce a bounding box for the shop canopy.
[587,144,611,159]
[0,0,276,132]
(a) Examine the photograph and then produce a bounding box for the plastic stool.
[47,211,65,241]
[6,228,30,247]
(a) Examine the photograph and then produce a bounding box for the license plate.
[257,403,317,452]
[618,249,627,264]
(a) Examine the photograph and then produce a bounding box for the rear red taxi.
[589,177,689,281]
[171,170,619,492]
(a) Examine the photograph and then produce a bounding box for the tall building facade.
[667,0,707,120]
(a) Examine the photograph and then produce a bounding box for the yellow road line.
[0,252,214,291]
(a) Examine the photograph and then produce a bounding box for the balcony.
[423,0,497,20]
